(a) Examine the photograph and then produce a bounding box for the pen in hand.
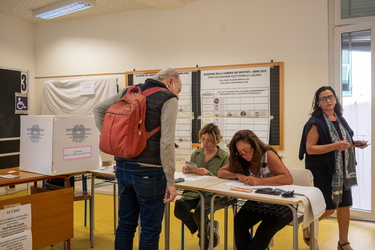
[333,135,341,142]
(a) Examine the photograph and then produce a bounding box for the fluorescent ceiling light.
[32,0,95,20]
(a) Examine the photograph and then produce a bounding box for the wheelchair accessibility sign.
[15,93,28,114]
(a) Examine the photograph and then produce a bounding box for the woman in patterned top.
[218,129,293,250]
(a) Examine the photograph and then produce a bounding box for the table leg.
[224,205,228,250]
[310,220,315,250]
[209,194,219,250]
[164,203,170,250]
[90,174,95,248]
[113,182,117,234]
[285,204,299,250]
[199,192,205,250]
[233,203,237,250]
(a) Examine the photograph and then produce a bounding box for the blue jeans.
[114,162,166,250]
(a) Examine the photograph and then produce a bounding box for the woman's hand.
[181,165,194,174]
[195,168,210,175]
[353,140,369,149]
[238,174,256,185]
[335,140,351,151]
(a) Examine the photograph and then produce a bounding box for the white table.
[88,170,321,250]
[203,181,320,250]
[173,173,232,250]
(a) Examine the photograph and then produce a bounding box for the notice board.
[126,62,284,159]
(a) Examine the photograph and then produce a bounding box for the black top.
[299,115,353,175]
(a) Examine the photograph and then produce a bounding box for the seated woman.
[217,129,293,250]
[174,123,229,249]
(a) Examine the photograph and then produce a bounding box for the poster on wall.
[200,67,272,147]
[174,71,193,161]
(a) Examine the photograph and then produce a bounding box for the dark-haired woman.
[218,130,293,250]
[299,86,367,250]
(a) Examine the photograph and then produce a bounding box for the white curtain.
[42,78,117,115]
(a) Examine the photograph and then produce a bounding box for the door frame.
[333,22,375,220]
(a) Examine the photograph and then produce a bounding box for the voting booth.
[20,115,100,175]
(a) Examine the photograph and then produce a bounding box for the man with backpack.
[93,68,181,250]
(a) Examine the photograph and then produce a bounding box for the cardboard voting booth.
[20,115,100,175]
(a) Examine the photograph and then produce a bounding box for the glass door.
[334,23,375,220]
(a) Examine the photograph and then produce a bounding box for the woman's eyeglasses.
[236,147,252,157]
[318,95,335,102]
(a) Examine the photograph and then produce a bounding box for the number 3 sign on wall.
[21,72,28,94]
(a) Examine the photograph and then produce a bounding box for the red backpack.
[99,85,167,158]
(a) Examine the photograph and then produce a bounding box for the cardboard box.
[20,115,100,175]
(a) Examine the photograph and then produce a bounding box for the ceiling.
[0,0,197,23]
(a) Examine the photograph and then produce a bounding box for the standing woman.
[218,130,293,250]
[299,86,368,250]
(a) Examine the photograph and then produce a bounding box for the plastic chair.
[288,168,314,187]
[287,168,314,224]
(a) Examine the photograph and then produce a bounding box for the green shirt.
[181,146,229,200]
[190,146,229,176]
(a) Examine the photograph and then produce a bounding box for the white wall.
[0,14,34,193]
[0,14,35,113]
[3,0,329,170]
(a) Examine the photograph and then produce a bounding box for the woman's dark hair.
[311,86,343,116]
[228,130,281,175]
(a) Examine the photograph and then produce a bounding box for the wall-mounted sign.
[15,93,28,114]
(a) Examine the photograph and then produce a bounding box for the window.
[341,0,375,19]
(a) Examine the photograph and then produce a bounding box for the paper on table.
[0,174,20,179]
[225,181,252,189]
[175,172,210,181]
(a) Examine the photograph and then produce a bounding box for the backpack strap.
[143,87,168,97]
[124,85,167,96]
[125,84,141,95]
[147,126,161,138]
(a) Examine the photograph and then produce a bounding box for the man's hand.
[163,185,177,203]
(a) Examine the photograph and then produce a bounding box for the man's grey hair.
[152,68,180,81]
